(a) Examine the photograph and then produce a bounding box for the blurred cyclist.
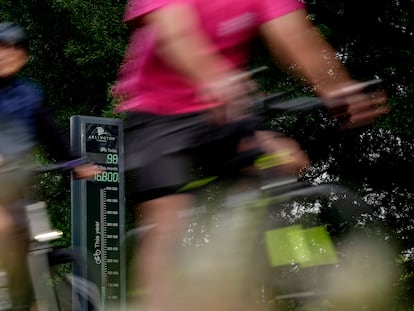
[0,22,97,310]
[113,0,388,309]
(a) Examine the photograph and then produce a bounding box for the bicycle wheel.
[48,248,102,311]
[260,183,400,310]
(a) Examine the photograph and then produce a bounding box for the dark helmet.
[0,22,29,49]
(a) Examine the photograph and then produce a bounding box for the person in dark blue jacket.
[0,22,97,310]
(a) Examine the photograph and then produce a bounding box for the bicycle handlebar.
[33,157,90,174]
[251,78,383,117]
[253,94,323,116]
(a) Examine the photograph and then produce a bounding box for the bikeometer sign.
[71,116,125,310]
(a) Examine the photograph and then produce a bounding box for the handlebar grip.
[253,94,323,116]
[251,79,383,116]
[322,79,383,98]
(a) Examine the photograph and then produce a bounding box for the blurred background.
[1,0,413,309]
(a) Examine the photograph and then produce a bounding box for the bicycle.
[0,159,102,311]
[123,78,398,310]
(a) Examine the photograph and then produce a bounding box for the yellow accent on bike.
[264,225,338,268]
[254,151,294,170]
[178,176,218,192]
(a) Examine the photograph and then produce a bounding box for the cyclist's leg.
[190,121,309,310]
[133,194,193,310]
[124,112,203,310]
[179,119,263,310]
[0,203,32,311]
[195,118,308,184]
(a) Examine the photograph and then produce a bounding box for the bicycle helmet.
[0,22,29,49]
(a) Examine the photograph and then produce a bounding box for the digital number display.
[106,154,118,164]
[94,172,119,183]
[91,154,120,182]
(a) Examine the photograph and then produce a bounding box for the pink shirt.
[114,0,305,115]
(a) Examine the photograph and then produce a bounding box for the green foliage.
[0,0,128,119]
[307,0,414,139]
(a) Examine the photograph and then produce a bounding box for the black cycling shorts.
[124,112,262,203]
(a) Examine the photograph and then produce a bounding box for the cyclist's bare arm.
[259,9,388,128]
[138,4,254,104]
[259,9,353,95]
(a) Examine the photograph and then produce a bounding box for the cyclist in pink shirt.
[114,0,388,309]
[115,0,305,115]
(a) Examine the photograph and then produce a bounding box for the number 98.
[106,154,118,164]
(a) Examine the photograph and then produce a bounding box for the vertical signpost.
[71,116,125,310]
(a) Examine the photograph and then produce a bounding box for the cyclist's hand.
[200,71,257,124]
[206,97,253,125]
[73,163,101,179]
[323,82,389,130]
